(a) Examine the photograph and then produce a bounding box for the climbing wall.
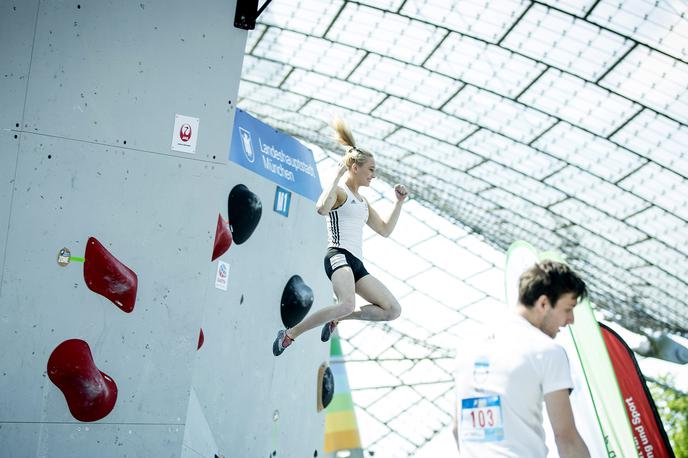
[0,1,331,457]
[187,166,331,458]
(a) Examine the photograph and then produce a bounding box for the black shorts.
[324,247,370,282]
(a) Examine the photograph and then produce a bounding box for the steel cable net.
[236,0,688,455]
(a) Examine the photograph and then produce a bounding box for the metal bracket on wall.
[234,0,274,30]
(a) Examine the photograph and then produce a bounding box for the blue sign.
[229,109,322,202]
[273,186,291,217]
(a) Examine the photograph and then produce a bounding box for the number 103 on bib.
[461,395,505,442]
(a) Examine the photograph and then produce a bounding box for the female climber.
[273,118,408,356]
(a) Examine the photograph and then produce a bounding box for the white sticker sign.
[215,261,229,291]
[171,114,199,153]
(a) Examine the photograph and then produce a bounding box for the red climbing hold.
[197,328,205,350]
[47,339,118,422]
[211,214,233,261]
[84,237,138,313]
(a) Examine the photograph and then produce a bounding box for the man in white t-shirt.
[453,260,590,458]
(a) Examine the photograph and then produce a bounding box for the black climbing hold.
[240,294,244,304]
[280,275,314,328]
[227,184,262,245]
[313,450,318,457]
[322,366,334,409]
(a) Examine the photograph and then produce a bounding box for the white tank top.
[326,185,368,259]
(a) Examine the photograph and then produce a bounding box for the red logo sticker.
[179,124,192,142]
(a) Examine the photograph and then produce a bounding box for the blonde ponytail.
[332,117,374,168]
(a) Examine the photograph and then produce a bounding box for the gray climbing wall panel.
[0,131,19,291]
[0,0,37,131]
[188,165,331,458]
[0,0,330,457]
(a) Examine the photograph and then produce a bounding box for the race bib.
[461,395,504,442]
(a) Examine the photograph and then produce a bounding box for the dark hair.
[518,260,588,308]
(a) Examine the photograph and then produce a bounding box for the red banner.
[600,323,674,458]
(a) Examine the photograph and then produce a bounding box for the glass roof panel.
[545,166,649,218]
[259,0,344,36]
[386,398,449,446]
[399,158,490,194]
[549,198,646,246]
[600,45,688,124]
[369,434,417,458]
[629,239,687,280]
[349,54,462,108]
[538,0,598,17]
[252,27,364,78]
[460,298,510,326]
[519,69,641,136]
[326,3,443,65]
[489,208,565,248]
[611,110,688,177]
[627,206,688,255]
[619,162,688,221]
[559,224,646,270]
[480,188,563,230]
[633,265,688,296]
[424,32,546,98]
[238,80,307,110]
[407,202,471,241]
[365,262,415,298]
[411,236,492,279]
[245,23,266,52]
[240,55,291,86]
[501,3,633,80]
[589,0,688,60]
[389,317,433,342]
[357,0,406,9]
[387,212,437,248]
[281,68,386,111]
[298,99,397,139]
[400,291,464,334]
[366,385,420,423]
[466,269,509,301]
[372,96,475,143]
[533,122,647,181]
[456,235,505,266]
[468,161,566,206]
[407,268,486,308]
[443,86,557,143]
[386,129,483,171]
[460,129,564,179]
[363,235,433,280]
[355,134,413,161]
[632,287,688,330]
[577,254,646,293]
[400,0,530,43]
[236,99,324,131]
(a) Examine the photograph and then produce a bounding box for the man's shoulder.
[499,318,565,355]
